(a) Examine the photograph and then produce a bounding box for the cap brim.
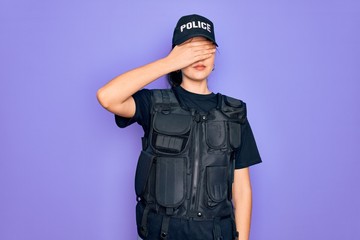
[172,33,218,47]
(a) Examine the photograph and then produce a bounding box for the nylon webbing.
[160,215,171,240]
[213,217,223,240]
[161,90,170,104]
[160,90,171,112]
[140,204,150,237]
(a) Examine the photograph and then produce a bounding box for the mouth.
[193,64,206,71]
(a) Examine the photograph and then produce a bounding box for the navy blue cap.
[172,14,218,47]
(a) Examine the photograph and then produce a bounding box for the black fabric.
[135,151,155,197]
[156,156,186,207]
[115,86,262,169]
[136,201,233,240]
[172,14,218,47]
[117,86,262,240]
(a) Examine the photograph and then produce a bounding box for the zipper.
[190,118,201,211]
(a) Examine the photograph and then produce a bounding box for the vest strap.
[213,217,223,240]
[153,89,181,111]
[166,207,174,215]
[140,204,150,237]
[160,90,171,112]
[160,215,171,240]
[161,90,170,104]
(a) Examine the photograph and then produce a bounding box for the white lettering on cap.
[180,21,212,33]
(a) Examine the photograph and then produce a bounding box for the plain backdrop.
[1,0,359,239]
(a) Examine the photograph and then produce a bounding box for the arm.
[232,167,252,240]
[96,40,216,117]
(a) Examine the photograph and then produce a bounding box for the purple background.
[1,0,359,239]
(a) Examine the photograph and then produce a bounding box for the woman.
[97,14,262,240]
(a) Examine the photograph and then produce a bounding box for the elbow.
[96,87,111,109]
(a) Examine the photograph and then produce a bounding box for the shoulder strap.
[152,89,180,112]
[220,94,247,124]
[223,95,244,108]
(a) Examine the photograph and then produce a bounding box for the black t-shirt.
[115,86,262,169]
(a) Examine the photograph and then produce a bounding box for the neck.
[180,78,211,95]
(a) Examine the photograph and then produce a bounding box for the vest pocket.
[152,112,192,154]
[206,166,228,206]
[205,121,227,149]
[155,156,186,208]
[228,122,241,149]
[135,151,156,197]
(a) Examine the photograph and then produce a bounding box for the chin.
[183,70,212,81]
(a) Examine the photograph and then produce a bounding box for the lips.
[193,64,206,71]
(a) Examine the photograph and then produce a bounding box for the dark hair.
[167,70,182,87]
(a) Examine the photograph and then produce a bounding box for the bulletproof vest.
[134,89,246,240]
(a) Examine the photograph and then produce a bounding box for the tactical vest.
[134,89,246,240]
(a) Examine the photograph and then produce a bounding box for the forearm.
[97,41,216,116]
[233,187,252,240]
[97,57,175,109]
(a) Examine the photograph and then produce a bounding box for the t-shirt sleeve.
[114,89,151,133]
[234,118,262,169]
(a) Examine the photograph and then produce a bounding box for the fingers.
[180,41,216,59]
[192,44,216,59]
[193,51,215,63]
[192,45,216,54]
[169,39,216,69]
[194,45,216,58]
[187,42,216,63]
[174,42,215,56]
